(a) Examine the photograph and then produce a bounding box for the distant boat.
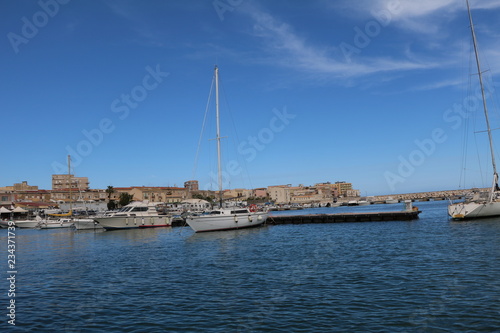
[385,197,398,204]
[94,201,171,230]
[185,66,268,232]
[448,0,500,220]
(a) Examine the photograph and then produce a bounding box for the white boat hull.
[72,219,103,230]
[12,220,41,228]
[448,201,500,219]
[38,219,75,229]
[95,216,171,230]
[186,212,267,232]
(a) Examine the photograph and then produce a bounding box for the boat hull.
[186,212,268,232]
[9,220,41,228]
[38,219,74,229]
[448,201,500,219]
[72,219,103,230]
[95,216,171,230]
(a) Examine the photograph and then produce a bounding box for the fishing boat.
[94,201,171,230]
[185,66,268,232]
[448,0,500,219]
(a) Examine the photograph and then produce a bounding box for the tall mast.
[467,0,499,199]
[214,66,223,208]
[67,155,72,213]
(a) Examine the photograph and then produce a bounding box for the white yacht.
[94,201,172,230]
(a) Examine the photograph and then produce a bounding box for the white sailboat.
[448,0,500,220]
[39,155,76,229]
[185,66,268,232]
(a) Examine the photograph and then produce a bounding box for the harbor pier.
[267,210,421,225]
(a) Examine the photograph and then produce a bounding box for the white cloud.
[244,5,440,81]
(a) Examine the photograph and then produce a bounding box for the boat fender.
[142,218,145,225]
[234,215,238,222]
[126,218,128,225]
[248,215,252,222]
[257,215,262,221]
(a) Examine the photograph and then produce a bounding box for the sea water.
[1,200,499,332]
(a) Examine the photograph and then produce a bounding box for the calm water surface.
[1,201,500,332]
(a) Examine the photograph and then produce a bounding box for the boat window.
[231,210,249,214]
[131,207,148,212]
[209,211,221,215]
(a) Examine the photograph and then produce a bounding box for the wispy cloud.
[243,4,440,82]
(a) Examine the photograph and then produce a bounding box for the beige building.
[0,191,15,208]
[0,181,39,192]
[268,185,292,204]
[223,188,253,200]
[184,180,199,191]
[52,174,89,191]
[112,186,187,203]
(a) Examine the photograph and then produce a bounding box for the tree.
[106,186,116,210]
[119,193,134,207]
[107,200,116,211]
[106,186,114,200]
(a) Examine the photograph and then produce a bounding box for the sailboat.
[185,66,268,232]
[448,0,500,220]
[39,155,88,228]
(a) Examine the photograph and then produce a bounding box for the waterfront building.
[252,188,268,199]
[52,174,89,191]
[224,188,253,200]
[184,180,199,191]
[268,185,292,204]
[0,190,15,208]
[0,181,39,192]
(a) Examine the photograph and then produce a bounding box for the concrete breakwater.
[364,188,482,204]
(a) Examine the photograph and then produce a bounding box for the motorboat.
[94,201,172,230]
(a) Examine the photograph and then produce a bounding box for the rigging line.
[459,40,474,189]
[192,75,215,181]
[219,72,255,191]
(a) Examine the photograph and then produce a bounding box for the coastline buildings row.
[0,175,359,210]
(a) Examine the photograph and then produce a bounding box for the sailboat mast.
[214,66,223,208]
[467,0,499,198]
[67,155,72,213]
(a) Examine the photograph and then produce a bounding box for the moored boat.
[38,218,75,229]
[72,218,103,230]
[448,1,500,220]
[186,208,268,233]
[94,201,171,230]
[185,66,267,232]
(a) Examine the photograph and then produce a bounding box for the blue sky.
[2,0,500,196]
